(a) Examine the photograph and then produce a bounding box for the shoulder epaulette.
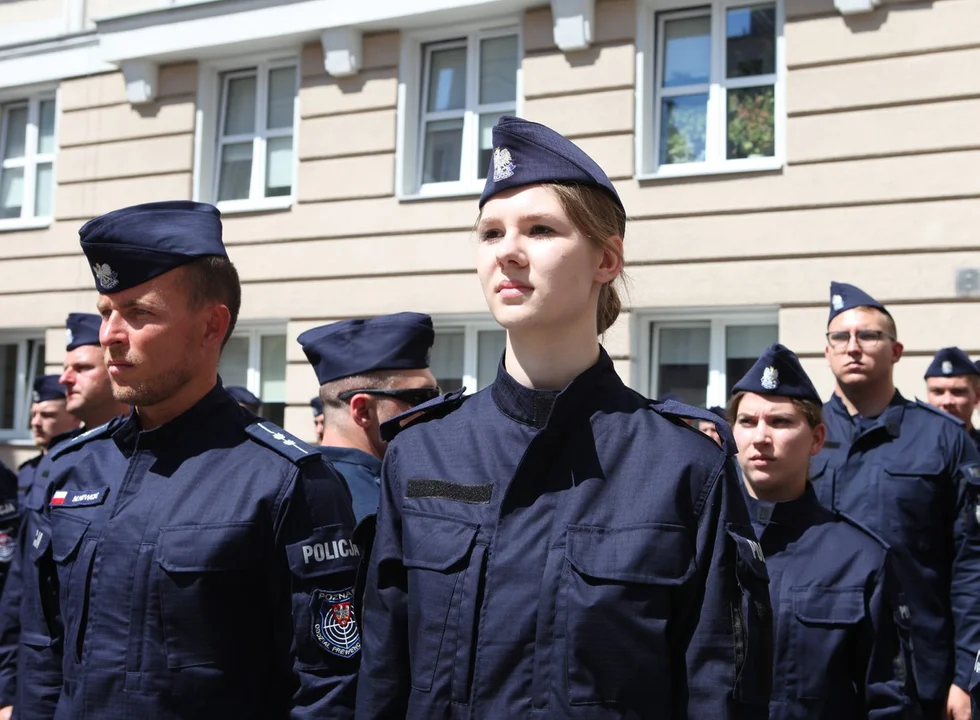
[246,421,319,464]
[17,455,41,472]
[49,420,117,460]
[914,398,965,426]
[650,399,736,457]
[380,388,468,442]
[834,509,891,550]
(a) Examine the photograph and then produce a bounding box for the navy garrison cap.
[707,406,727,420]
[226,386,261,411]
[732,343,820,404]
[79,201,226,294]
[66,313,101,351]
[924,347,978,379]
[828,281,891,325]
[32,375,66,403]
[479,115,623,212]
[298,312,435,385]
[310,397,324,416]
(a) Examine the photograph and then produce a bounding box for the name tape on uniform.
[50,486,110,508]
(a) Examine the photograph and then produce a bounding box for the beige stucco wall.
[0,0,976,460]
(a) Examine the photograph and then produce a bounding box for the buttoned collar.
[112,382,236,456]
[742,481,823,536]
[490,346,616,429]
[827,391,907,438]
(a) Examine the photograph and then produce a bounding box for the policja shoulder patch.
[309,587,361,659]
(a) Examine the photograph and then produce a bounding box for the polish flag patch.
[50,491,68,506]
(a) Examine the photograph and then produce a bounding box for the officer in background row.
[44,201,359,718]
[18,376,78,500]
[227,385,261,414]
[697,406,727,447]
[298,313,439,522]
[923,348,980,451]
[0,312,129,719]
[311,397,325,444]
[812,281,980,720]
[731,343,916,719]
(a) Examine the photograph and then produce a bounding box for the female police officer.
[355,116,773,719]
[729,343,917,719]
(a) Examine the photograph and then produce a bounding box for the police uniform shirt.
[742,483,913,719]
[357,349,772,719]
[316,446,380,523]
[0,427,83,716]
[812,391,980,703]
[969,427,980,454]
[45,385,359,719]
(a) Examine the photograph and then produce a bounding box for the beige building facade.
[0,0,976,465]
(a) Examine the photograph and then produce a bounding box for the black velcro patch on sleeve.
[406,479,492,504]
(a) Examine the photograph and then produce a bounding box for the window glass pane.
[267,66,296,130]
[34,162,53,217]
[0,344,15,429]
[477,330,506,390]
[37,99,56,154]
[426,45,467,113]
[3,106,28,160]
[479,35,518,105]
[0,167,24,219]
[265,136,292,197]
[431,331,464,392]
[477,112,510,180]
[661,15,710,88]
[217,142,253,201]
[727,4,776,78]
[260,334,287,403]
[422,118,463,184]
[727,86,775,159]
[660,94,707,164]
[223,74,257,136]
[218,336,250,387]
[725,324,778,395]
[655,326,709,406]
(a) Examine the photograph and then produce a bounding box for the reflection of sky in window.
[436,68,455,111]
[727,8,753,37]
[663,18,710,87]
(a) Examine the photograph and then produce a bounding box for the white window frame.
[635,0,786,180]
[432,314,505,392]
[193,51,300,215]
[0,88,58,232]
[396,19,523,201]
[0,332,47,441]
[220,322,288,400]
[635,307,778,407]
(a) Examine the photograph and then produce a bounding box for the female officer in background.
[729,343,918,719]
[356,115,772,719]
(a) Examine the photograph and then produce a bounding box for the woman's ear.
[595,236,623,285]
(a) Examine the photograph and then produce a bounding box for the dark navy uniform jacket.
[45,385,360,719]
[0,431,82,718]
[316,446,380,523]
[969,428,980,454]
[357,350,773,719]
[0,460,18,592]
[743,483,916,719]
[811,392,980,701]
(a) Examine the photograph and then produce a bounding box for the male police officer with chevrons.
[812,282,980,720]
[44,201,359,718]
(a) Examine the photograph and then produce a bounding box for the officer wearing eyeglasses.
[810,281,980,720]
[298,314,440,521]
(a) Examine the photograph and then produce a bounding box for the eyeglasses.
[825,330,895,351]
[336,387,442,407]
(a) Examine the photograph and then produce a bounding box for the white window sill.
[637,157,784,182]
[398,181,484,203]
[0,216,53,233]
[215,195,293,216]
